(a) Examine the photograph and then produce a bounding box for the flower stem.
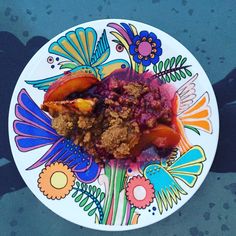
[102,161,116,223]
[139,64,143,73]
[121,195,128,225]
[128,207,136,225]
[152,65,192,79]
[111,165,126,224]
[102,164,111,212]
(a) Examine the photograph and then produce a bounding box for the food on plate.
[44,71,98,102]
[42,98,97,116]
[131,124,180,157]
[42,68,180,162]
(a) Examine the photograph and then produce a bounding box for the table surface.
[0,0,236,235]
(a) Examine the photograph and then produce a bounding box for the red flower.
[126,175,155,209]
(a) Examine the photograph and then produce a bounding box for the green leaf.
[158,61,163,72]
[96,188,101,198]
[180,57,187,66]
[79,196,89,207]
[88,208,97,216]
[165,74,170,83]
[59,63,77,69]
[100,192,105,202]
[105,165,111,180]
[135,63,139,73]
[170,57,175,68]
[153,64,157,73]
[84,184,88,192]
[71,181,105,220]
[184,125,201,135]
[185,68,192,76]
[84,201,94,211]
[92,186,97,194]
[72,191,78,198]
[161,75,166,83]
[89,185,92,193]
[170,73,176,82]
[175,72,181,80]
[175,55,182,67]
[180,70,186,78]
[164,59,170,70]
[75,193,83,202]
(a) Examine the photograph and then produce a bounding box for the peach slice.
[44,71,99,102]
[42,98,97,116]
[151,124,180,148]
[131,124,180,156]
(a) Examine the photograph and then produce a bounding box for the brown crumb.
[78,116,96,129]
[49,69,173,162]
[83,132,91,143]
[52,113,77,137]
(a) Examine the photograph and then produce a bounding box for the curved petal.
[132,35,140,44]
[120,22,134,39]
[133,54,141,64]
[129,23,138,36]
[154,39,162,48]
[148,32,157,41]
[129,44,137,55]
[156,47,163,56]
[107,23,132,44]
[150,55,160,64]
[142,58,151,66]
[139,31,149,39]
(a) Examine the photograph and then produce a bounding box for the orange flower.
[38,162,75,200]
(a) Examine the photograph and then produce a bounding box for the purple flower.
[129,31,162,66]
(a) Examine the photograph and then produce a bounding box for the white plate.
[8,19,219,231]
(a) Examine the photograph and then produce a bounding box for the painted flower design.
[108,23,162,69]
[126,175,154,209]
[38,162,75,199]
[129,31,162,66]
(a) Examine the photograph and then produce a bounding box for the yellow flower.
[38,162,75,200]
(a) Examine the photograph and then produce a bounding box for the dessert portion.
[42,69,180,162]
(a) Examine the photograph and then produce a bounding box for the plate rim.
[8,18,220,231]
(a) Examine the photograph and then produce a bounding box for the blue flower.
[129,31,162,66]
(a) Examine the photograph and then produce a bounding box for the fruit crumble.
[42,69,180,162]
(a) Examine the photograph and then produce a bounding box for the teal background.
[0,0,236,235]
